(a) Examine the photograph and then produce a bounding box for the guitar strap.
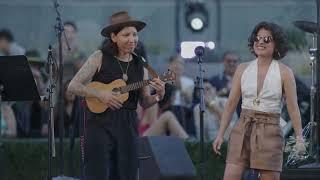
[132,52,159,78]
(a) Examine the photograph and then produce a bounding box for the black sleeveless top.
[91,51,144,111]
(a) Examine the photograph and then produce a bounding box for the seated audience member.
[1,103,17,138]
[209,51,239,97]
[26,50,47,94]
[0,29,13,56]
[0,29,25,56]
[12,50,48,137]
[168,55,194,107]
[193,79,237,141]
[139,84,188,139]
[165,55,196,136]
[209,51,242,116]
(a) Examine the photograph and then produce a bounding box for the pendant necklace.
[115,55,131,82]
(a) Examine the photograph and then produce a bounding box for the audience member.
[209,51,239,97]
[12,50,48,137]
[1,103,17,138]
[53,21,86,80]
[0,29,25,56]
[139,84,188,139]
[193,79,237,141]
[26,50,47,95]
[0,29,13,56]
[168,55,194,107]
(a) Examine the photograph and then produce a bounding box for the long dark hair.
[100,27,123,55]
[248,21,288,60]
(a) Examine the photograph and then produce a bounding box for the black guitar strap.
[132,52,159,78]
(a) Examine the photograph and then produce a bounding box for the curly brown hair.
[248,21,289,60]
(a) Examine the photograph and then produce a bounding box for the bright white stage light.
[206,41,215,50]
[185,1,208,32]
[190,18,204,31]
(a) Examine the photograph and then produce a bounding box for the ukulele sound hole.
[112,88,122,94]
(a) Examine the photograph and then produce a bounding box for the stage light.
[185,1,209,32]
[190,18,204,31]
[206,41,215,50]
[180,41,215,58]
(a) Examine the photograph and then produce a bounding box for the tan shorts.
[226,109,284,172]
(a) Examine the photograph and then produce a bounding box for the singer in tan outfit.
[212,21,305,180]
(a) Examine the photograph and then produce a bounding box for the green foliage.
[185,141,227,180]
[285,28,308,51]
[1,139,226,180]
[0,138,302,180]
[0,139,80,180]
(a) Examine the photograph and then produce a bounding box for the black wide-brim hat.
[101,11,146,38]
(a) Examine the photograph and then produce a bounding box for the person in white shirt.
[212,21,305,180]
[193,79,237,141]
[168,55,194,107]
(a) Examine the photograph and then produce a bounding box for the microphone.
[194,46,205,57]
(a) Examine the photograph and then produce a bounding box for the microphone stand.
[195,46,206,180]
[0,85,3,139]
[0,85,2,180]
[52,0,71,177]
[299,0,320,168]
[315,0,320,165]
[46,45,56,180]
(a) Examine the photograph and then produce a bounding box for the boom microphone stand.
[52,0,73,179]
[46,45,56,180]
[195,46,206,180]
[315,0,320,165]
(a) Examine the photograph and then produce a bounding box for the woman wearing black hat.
[68,11,165,180]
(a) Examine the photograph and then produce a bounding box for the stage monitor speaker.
[281,168,320,180]
[138,136,197,180]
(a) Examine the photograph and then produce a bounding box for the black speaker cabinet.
[281,167,320,180]
[138,136,197,180]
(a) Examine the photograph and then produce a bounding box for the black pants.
[84,109,139,180]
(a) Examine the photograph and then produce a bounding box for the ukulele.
[85,71,175,113]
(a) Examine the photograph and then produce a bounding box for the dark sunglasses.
[254,36,273,44]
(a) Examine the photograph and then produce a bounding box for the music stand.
[0,55,40,136]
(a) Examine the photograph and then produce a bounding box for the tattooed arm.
[68,50,122,109]
[68,50,102,98]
